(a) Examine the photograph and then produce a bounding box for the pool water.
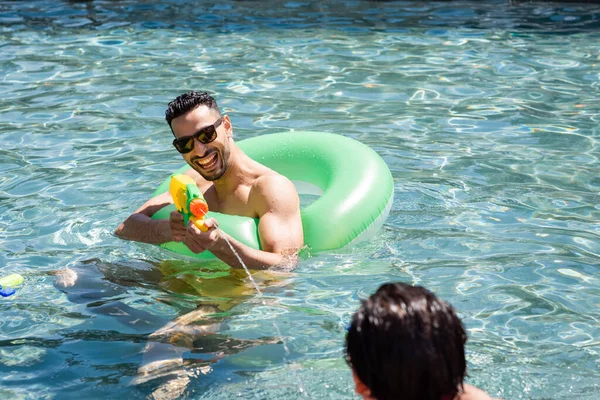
[1,1,599,399]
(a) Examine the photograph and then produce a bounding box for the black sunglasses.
[172,117,223,154]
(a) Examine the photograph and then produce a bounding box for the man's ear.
[223,115,233,139]
[352,370,373,399]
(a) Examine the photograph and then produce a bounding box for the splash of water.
[220,230,308,397]
[220,232,262,295]
[272,321,308,396]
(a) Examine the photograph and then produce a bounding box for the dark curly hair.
[165,91,221,128]
[345,282,467,400]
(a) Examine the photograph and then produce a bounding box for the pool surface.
[1,1,599,399]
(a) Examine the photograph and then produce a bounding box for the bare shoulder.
[459,384,499,400]
[250,173,299,213]
[254,173,296,192]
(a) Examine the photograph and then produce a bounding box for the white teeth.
[198,153,217,167]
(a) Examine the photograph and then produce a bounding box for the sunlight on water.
[1,0,600,399]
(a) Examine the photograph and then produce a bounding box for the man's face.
[171,106,232,181]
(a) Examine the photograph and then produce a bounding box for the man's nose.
[192,137,208,155]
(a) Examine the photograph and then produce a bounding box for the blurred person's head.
[345,282,467,400]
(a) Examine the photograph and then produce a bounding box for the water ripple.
[1,0,600,399]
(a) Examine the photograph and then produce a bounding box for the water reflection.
[1,0,600,398]
[53,258,292,398]
[5,0,600,34]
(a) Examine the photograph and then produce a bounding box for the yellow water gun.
[169,174,209,232]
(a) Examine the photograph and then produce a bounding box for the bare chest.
[201,184,258,219]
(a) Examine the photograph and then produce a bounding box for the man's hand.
[183,218,220,253]
[169,211,188,242]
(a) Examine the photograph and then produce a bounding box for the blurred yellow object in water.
[0,273,24,287]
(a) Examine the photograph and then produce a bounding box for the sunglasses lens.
[174,137,194,153]
[198,127,216,144]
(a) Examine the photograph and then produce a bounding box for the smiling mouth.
[196,152,218,170]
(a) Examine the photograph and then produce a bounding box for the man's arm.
[114,191,184,244]
[183,175,304,269]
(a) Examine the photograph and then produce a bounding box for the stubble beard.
[193,147,230,182]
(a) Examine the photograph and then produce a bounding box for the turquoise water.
[1,0,600,398]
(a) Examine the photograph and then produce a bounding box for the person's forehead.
[172,106,218,134]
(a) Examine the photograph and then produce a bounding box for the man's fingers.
[188,218,218,232]
[183,231,207,254]
[170,211,184,222]
[204,218,218,229]
[183,218,219,254]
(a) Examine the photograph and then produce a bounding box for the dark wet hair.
[165,91,221,128]
[345,282,467,400]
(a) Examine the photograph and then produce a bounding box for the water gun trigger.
[193,219,209,232]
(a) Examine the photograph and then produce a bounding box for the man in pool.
[345,282,498,400]
[115,91,304,269]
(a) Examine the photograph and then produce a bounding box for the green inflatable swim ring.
[151,131,394,260]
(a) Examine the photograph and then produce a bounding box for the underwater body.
[1,1,599,399]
